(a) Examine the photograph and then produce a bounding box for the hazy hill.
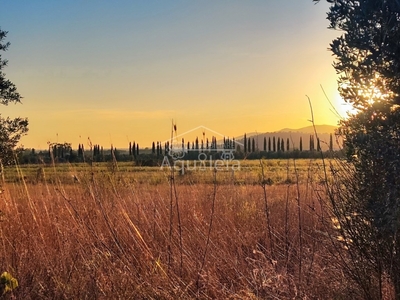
[236,125,341,151]
[278,124,337,134]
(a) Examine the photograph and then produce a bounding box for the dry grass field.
[0,159,370,299]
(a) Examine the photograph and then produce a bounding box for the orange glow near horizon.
[1,1,342,150]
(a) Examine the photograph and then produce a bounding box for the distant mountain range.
[278,124,337,134]
[236,124,341,151]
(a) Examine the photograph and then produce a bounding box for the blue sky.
[0,1,345,149]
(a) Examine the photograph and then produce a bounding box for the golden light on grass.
[0,159,393,298]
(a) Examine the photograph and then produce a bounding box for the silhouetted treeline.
[16,132,342,165]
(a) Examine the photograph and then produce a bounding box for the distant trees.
[15,130,338,164]
[92,144,103,161]
[309,135,315,151]
[78,144,84,158]
[49,142,72,161]
[273,137,276,152]
[128,141,138,158]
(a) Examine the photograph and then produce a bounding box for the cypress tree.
[244,133,247,153]
[273,137,276,152]
[263,137,267,151]
[286,138,290,152]
[299,137,303,152]
[252,138,255,153]
[268,137,271,152]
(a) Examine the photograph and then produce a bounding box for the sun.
[334,91,358,118]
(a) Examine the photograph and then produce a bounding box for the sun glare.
[335,91,357,118]
[334,73,396,118]
[357,74,389,106]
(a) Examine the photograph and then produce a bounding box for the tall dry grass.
[0,161,359,299]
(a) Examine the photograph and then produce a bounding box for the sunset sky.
[1,1,347,149]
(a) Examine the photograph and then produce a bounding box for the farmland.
[3,158,328,186]
[0,158,379,298]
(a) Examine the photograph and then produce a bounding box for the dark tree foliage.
[316,0,400,298]
[299,136,303,152]
[309,135,314,151]
[0,29,28,163]
[272,136,276,152]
